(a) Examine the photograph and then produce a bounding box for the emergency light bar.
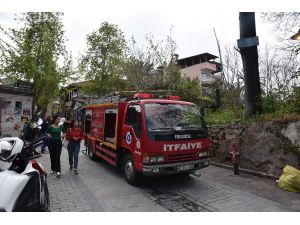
[87,90,181,105]
[133,93,180,101]
[165,95,180,101]
[133,93,154,99]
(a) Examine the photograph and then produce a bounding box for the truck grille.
[167,153,198,162]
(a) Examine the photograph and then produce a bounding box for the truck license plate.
[176,164,194,171]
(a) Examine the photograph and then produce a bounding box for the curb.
[210,161,279,180]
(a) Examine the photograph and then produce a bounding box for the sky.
[2,0,298,64]
[0,11,279,62]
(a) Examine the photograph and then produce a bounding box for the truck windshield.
[144,103,205,131]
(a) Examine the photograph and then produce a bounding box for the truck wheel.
[123,154,140,186]
[88,142,97,161]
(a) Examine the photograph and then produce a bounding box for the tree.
[79,22,126,96]
[221,45,244,120]
[123,32,178,91]
[123,36,159,90]
[123,32,203,105]
[0,12,72,115]
[259,44,299,113]
[262,13,300,52]
[259,44,299,98]
[262,13,300,79]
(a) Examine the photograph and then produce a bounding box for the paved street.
[37,145,300,212]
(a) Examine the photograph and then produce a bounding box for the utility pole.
[237,12,262,117]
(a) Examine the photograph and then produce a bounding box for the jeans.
[67,142,80,169]
[41,135,48,152]
[48,139,62,173]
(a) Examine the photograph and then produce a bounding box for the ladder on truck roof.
[87,90,174,105]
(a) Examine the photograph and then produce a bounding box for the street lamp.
[291,29,300,40]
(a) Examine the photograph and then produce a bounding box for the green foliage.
[174,75,203,105]
[261,87,300,115]
[0,12,72,114]
[79,22,126,96]
[204,109,241,125]
[287,87,300,113]
[261,93,283,114]
[123,32,204,106]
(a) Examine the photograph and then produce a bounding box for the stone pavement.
[36,144,299,212]
[201,165,300,211]
[37,145,165,212]
[37,148,93,212]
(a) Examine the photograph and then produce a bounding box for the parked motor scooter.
[0,136,50,212]
[20,117,44,157]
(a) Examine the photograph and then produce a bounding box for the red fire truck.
[82,92,210,185]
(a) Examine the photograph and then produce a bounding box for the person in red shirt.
[66,120,83,174]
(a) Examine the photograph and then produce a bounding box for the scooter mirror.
[37,118,43,126]
[0,140,13,161]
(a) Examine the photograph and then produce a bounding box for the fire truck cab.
[83,92,210,185]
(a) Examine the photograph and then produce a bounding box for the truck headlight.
[199,151,208,157]
[143,154,150,164]
[149,156,157,163]
[157,155,164,163]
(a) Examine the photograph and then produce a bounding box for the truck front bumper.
[142,158,210,176]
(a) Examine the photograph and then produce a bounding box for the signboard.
[15,80,33,89]
[237,36,259,48]
[23,109,31,115]
[72,90,78,99]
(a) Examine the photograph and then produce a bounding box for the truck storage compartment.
[104,108,117,144]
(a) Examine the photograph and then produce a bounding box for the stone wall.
[208,120,300,177]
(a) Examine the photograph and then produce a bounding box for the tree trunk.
[31,95,37,118]
[239,12,262,117]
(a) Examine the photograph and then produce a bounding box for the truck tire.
[88,142,97,161]
[123,154,141,186]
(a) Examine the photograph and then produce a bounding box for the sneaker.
[69,165,73,170]
[50,170,55,174]
[56,172,61,177]
[74,169,79,174]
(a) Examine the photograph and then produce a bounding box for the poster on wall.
[23,109,31,116]
[21,116,29,123]
[0,94,33,137]
[4,106,13,115]
[5,116,14,123]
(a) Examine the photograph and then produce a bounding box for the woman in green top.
[47,115,66,177]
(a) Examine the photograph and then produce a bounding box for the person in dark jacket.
[47,115,66,177]
[63,117,71,130]
[40,115,52,154]
[66,120,83,174]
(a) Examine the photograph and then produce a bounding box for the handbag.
[62,136,69,148]
[62,128,70,148]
